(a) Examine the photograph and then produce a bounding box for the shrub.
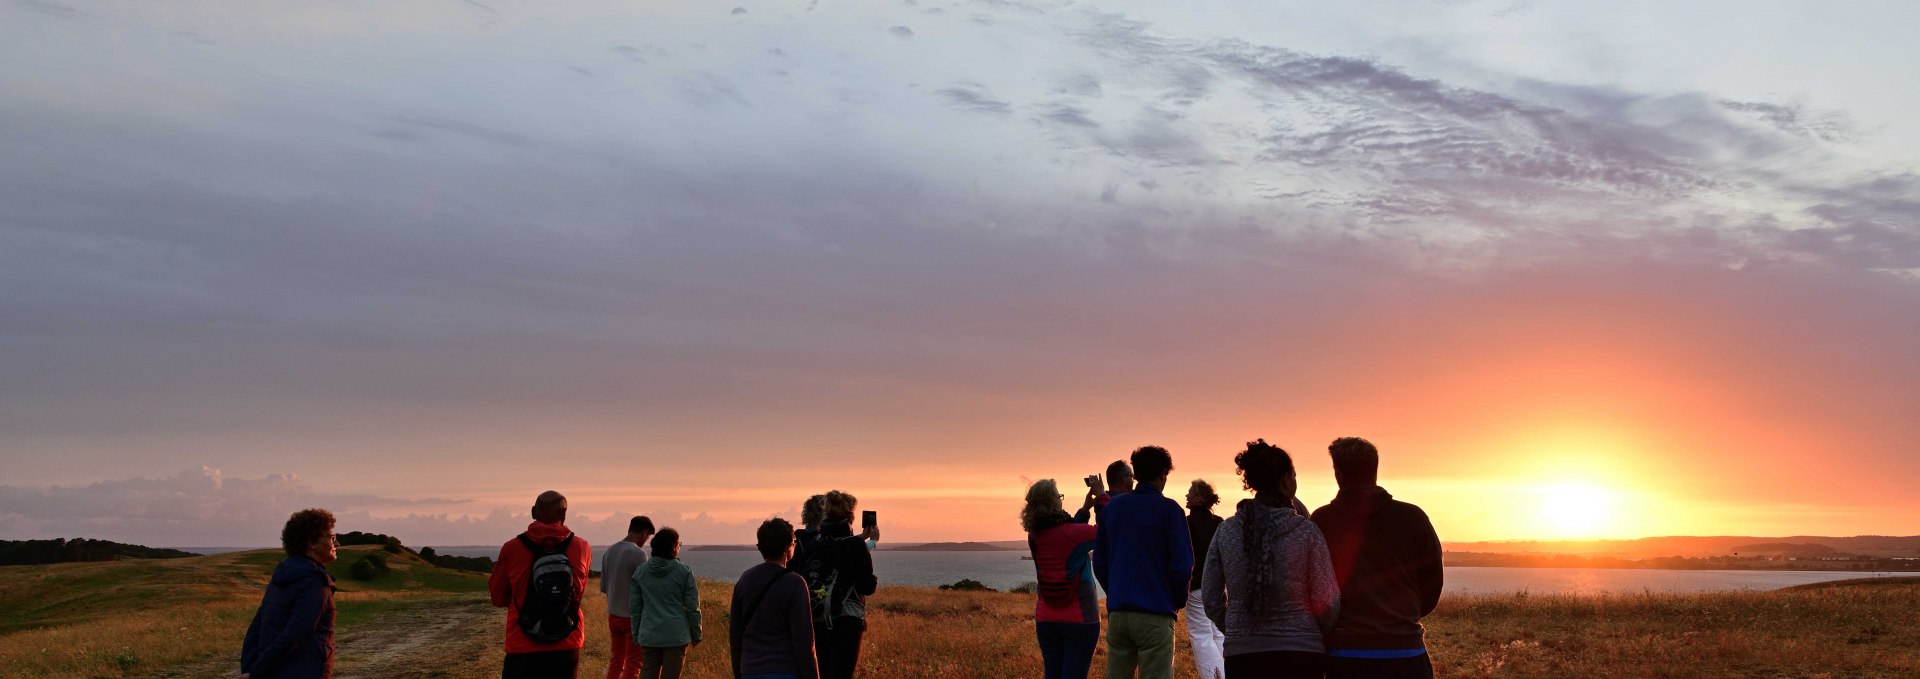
[348,554,389,581]
[1010,581,1038,595]
[938,578,996,592]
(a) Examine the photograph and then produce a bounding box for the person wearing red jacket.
[491,490,593,679]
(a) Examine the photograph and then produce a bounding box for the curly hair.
[1188,479,1220,508]
[1234,439,1295,494]
[823,490,859,523]
[1020,479,1070,533]
[281,508,336,557]
[801,494,826,529]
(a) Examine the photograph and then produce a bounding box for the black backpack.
[795,533,841,625]
[516,533,580,643]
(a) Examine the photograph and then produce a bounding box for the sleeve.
[250,577,325,679]
[1413,509,1444,617]
[239,601,264,673]
[599,547,613,595]
[852,539,877,596]
[1064,524,1098,582]
[628,569,645,641]
[571,538,592,607]
[789,576,820,679]
[1093,511,1111,591]
[1202,534,1227,631]
[1072,506,1091,524]
[1167,503,1194,608]
[488,542,513,608]
[1306,526,1341,631]
[683,569,703,643]
[729,578,745,675]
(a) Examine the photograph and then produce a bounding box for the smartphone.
[1084,474,1099,488]
[862,510,877,529]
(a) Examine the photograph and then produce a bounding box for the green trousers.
[1106,610,1175,679]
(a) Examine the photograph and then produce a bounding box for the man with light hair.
[1311,438,1443,679]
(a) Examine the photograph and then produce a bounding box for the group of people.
[236,489,878,679]
[490,489,880,679]
[1022,437,1443,679]
[237,436,1436,679]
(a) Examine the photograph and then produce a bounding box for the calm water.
[429,546,1898,595]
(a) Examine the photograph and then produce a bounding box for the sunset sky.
[3,0,1917,548]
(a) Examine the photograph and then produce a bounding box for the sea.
[418,545,1900,596]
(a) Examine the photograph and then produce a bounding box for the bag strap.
[731,572,786,679]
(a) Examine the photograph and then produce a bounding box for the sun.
[1535,483,1620,538]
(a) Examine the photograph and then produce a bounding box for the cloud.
[933,82,1012,114]
[0,0,1917,542]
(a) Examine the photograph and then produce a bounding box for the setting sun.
[1535,483,1621,538]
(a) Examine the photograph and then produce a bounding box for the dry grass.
[4,553,1919,679]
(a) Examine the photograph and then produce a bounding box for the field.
[1,549,1917,678]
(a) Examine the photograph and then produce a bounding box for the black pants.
[1327,653,1434,679]
[502,649,579,679]
[1225,651,1327,679]
[813,616,866,679]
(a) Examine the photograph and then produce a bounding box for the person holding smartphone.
[795,490,877,679]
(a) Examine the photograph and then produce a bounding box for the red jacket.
[489,521,592,653]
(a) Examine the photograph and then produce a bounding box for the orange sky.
[3,1,1919,548]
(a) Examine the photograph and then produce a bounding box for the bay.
[430,546,1901,595]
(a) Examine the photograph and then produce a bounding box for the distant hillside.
[1443,535,1920,559]
[1733,542,1838,555]
[0,538,199,565]
[886,542,1018,552]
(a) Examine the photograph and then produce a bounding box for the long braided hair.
[1233,439,1295,618]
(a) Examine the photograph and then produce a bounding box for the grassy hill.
[0,544,484,678]
[3,552,1918,678]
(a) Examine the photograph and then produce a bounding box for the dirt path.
[151,593,500,679]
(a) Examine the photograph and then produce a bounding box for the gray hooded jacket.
[1201,500,1340,656]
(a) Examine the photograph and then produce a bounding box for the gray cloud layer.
[1,0,1916,541]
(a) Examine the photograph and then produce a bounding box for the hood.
[1233,498,1308,537]
[821,520,855,539]
[271,554,332,587]
[644,555,682,577]
[524,520,573,548]
[1330,486,1393,518]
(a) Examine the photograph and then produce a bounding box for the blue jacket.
[242,555,337,679]
[1093,482,1193,616]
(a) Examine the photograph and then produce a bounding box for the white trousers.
[1184,589,1226,679]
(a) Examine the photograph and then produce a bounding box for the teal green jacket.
[629,556,702,647]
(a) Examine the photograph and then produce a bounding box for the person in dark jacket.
[241,508,339,679]
[731,518,818,679]
[1024,479,1101,679]
[1093,446,1193,679]
[1183,479,1226,679]
[798,490,877,679]
[1310,437,1443,679]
